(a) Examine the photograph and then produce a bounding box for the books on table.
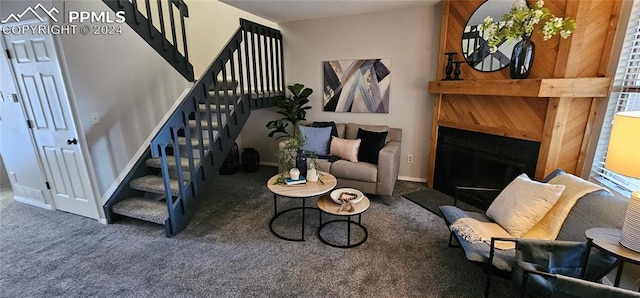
[285,176,306,186]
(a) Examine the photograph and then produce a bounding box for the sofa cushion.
[357,128,388,164]
[330,137,360,162]
[331,160,377,182]
[312,158,332,173]
[346,123,389,140]
[299,125,332,155]
[486,174,565,238]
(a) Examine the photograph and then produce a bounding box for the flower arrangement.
[481,0,576,53]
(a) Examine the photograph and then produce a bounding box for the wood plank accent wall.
[427,0,623,186]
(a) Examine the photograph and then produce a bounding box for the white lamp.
[605,111,640,252]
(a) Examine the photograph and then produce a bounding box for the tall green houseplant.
[266,83,313,139]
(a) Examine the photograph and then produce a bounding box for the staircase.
[101,0,285,237]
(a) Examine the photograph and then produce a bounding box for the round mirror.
[462,0,520,72]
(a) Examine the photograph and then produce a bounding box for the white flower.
[536,0,545,9]
[512,0,527,9]
[553,17,563,27]
[484,16,493,23]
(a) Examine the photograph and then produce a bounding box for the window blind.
[591,0,640,194]
[591,0,640,195]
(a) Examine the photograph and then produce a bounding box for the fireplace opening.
[433,127,540,210]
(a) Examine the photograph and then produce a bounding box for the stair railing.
[102,0,194,81]
[147,18,284,236]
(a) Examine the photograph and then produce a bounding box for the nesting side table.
[317,194,370,248]
[266,172,336,241]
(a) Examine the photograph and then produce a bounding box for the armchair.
[439,170,627,297]
[516,238,640,297]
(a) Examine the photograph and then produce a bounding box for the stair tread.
[198,104,233,112]
[207,91,240,102]
[188,119,219,129]
[130,175,182,196]
[176,137,210,148]
[250,90,284,98]
[146,156,200,169]
[112,197,167,225]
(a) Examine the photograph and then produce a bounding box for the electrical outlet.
[407,154,414,164]
[90,112,100,125]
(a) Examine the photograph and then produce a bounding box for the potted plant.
[267,83,313,181]
[480,0,576,79]
[266,83,313,140]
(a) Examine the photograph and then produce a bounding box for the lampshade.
[605,111,640,178]
[605,111,640,252]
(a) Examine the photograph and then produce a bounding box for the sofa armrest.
[376,140,401,196]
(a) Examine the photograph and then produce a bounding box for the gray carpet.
[0,166,515,297]
[403,189,484,218]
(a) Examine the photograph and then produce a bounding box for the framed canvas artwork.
[323,58,391,113]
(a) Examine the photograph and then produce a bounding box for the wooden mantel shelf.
[428,77,611,98]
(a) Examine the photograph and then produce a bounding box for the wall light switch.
[90,112,100,125]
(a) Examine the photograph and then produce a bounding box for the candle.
[289,168,300,180]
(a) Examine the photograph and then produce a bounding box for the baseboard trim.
[14,196,53,210]
[100,87,193,204]
[398,176,427,183]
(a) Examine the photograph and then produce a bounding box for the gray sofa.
[439,170,628,294]
[303,122,402,197]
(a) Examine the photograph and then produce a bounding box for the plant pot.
[510,37,535,79]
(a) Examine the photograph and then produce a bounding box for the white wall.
[53,0,191,200]
[240,5,441,180]
[185,0,278,78]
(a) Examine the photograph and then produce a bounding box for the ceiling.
[220,0,440,24]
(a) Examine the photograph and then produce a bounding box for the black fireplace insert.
[433,127,540,210]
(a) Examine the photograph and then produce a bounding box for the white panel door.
[3,20,99,219]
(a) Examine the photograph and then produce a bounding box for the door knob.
[67,138,78,145]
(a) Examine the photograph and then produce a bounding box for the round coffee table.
[267,171,337,241]
[317,194,370,248]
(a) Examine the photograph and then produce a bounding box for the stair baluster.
[105,18,285,236]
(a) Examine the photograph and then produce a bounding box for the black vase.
[510,37,535,79]
[295,150,307,178]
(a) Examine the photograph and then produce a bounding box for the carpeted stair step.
[198,104,233,113]
[130,175,182,196]
[112,197,167,225]
[188,119,219,130]
[250,90,284,99]
[145,156,200,170]
[207,91,240,102]
[175,137,210,149]
[210,79,238,90]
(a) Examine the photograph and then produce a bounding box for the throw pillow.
[330,136,361,162]
[486,173,566,238]
[356,128,388,164]
[311,121,338,138]
[298,125,332,156]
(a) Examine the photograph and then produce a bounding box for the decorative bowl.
[330,188,363,205]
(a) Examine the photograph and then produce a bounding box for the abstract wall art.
[323,58,391,113]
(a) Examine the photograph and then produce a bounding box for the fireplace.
[433,127,540,210]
